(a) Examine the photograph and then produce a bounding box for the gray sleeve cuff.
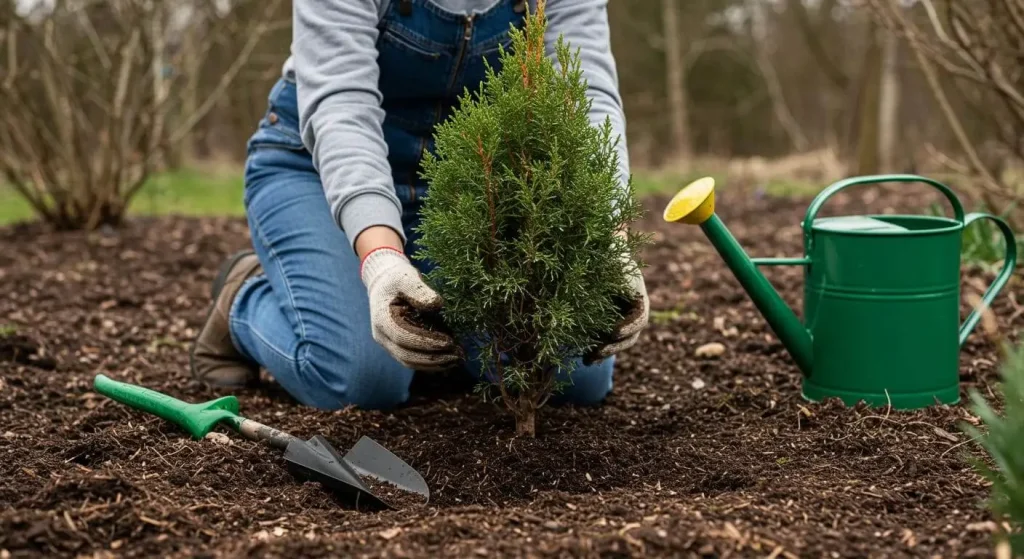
[337,192,407,251]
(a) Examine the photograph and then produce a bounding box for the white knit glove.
[360,247,461,371]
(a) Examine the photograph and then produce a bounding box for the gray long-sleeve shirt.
[284,0,628,249]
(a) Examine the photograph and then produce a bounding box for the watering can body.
[665,174,1018,409]
[802,213,967,407]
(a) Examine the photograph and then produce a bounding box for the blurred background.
[1,0,1023,236]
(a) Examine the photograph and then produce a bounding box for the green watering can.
[663,174,1018,409]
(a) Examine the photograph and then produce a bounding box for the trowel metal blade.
[342,436,430,502]
[282,435,388,510]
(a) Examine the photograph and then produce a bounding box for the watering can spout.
[663,177,814,376]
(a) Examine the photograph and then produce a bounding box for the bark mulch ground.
[1,181,1021,558]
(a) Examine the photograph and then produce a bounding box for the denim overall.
[230,0,615,410]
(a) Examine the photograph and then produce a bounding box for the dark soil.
[356,473,430,511]
[1,181,1022,558]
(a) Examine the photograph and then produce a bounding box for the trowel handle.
[94,374,194,418]
[958,213,1018,347]
[803,174,966,246]
[93,374,240,440]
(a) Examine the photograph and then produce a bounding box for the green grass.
[0,166,824,227]
[759,177,823,198]
[0,168,246,226]
[630,170,726,197]
[0,189,36,225]
[134,168,245,217]
[650,307,684,326]
[630,169,822,199]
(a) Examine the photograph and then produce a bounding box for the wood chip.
[695,342,726,358]
[204,432,232,445]
[966,521,997,533]
[964,292,999,336]
[139,515,167,527]
[543,520,565,532]
[932,427,958,442]
[618,522,641,535]
[724,522,743,540]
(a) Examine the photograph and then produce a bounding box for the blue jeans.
[229,91,615,410]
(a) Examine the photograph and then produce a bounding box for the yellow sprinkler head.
[663,176,716,225]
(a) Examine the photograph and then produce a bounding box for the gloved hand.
[584,241,649,365]
[360,247,462,371]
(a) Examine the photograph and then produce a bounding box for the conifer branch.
[963,342,1024,553]
[415,0,648,437]
[476,135,498,261]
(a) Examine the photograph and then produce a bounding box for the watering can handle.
[802,174,966,248]
[958,213,1018,347]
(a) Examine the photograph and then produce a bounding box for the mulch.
[1,180,1021,558]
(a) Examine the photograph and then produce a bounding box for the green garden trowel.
[92,374,429,510]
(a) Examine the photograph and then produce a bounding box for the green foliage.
[927,201,1023,271]
[650,302,687,326]
[414,3,648,435]
[0,168,245,226]
[962,343,1024,553]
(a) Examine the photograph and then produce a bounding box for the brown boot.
[189,250,263,387]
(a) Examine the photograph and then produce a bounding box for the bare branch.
[3,16,16,88]
[1002,0,1024,44]
[750,0,808,151]
[76,5,111,69]
[1,0,287,229]
[166,0,284,144]
[787,0,850,90]
[896,0,1017,212]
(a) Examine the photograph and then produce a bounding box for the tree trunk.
[661,0,691,159]
[170,27,200,169]
[509,387,540,434]
[514,397,537,438]
[877,29,900,172]
[750,0,808,152]
[148,2,168,171]
[854,20,882,175]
